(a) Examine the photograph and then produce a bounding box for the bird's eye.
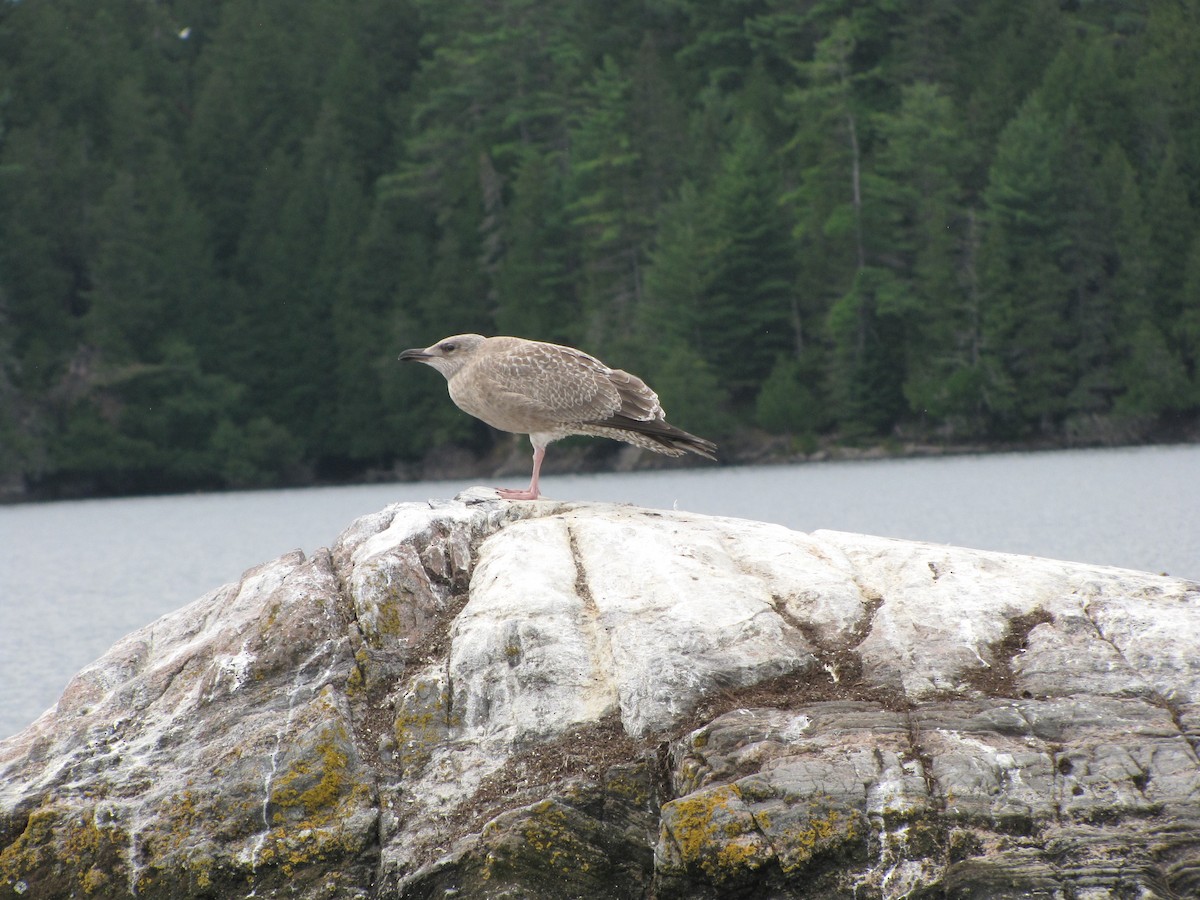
[441,342,456,353]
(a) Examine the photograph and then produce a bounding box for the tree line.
[1,0,1198,497]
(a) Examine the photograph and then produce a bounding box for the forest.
[1,0,1199,498]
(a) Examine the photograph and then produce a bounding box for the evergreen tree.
[1115,322,1191,420]
[667,0,771,92]
[783,17,903,434]
[873,82,973,427]
[1134,2,1200,200]
[958,0,1068,188]
[231,106,364,453]
[888,0,964,86]
[0,287,34,486]
[1077,144,1156,419]
[329,191,460,464]
[977,93,1072,434]
[1144,143,1198,333]
[568,55,651,347]
[1177,235,1200,400]
[701,121,799,402]
[85,80,217,364]
[494,149,576,343]
[641,180,715,351]
[639,341,734,443]
[0,116,99,384]
[825,266,909,436]
[326,214,409,466]
[185,0,345,265]
[627,33,692,209]
[755,354,823,437]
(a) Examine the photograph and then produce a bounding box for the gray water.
[2,444,1197,739]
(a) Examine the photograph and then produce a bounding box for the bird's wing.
[603,367,663,422]
[485,342,659,424]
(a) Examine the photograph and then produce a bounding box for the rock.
[2,497,1199,899]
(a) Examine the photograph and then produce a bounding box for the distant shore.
[7,417,1197,506]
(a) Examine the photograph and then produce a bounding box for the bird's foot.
[494,486,541,501]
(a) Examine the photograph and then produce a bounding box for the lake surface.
[2,444,1197,739]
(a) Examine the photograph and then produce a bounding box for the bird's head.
[398,333,487,379]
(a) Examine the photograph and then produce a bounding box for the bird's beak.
[398,348,433,362]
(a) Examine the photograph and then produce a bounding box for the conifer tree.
[978,92,1072,434]
[567,55,652,347]
[85,80,217,365]
[873,82,972,426]
[494,149,576,343]
[701,120,799,402]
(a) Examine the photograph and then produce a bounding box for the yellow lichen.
[393,679,454,772]
[161,785,204,855]
[520,802,578,869]
[81,866,108,894]
[358,570,413,644]
[372,601,404,640]
[192,856,213,889]
[478,800,597,884]
[775,804,861,875]
[604,768,650,806]
[664,784,769,881]
[787,811,846,850]
[253,776,372,879]
[270,725,351,821]
[0,802,127,895]
[251,721,374,878]
[61,815,103,864]
[0,801,56,882]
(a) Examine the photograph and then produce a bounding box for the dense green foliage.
[2,0,1198,496]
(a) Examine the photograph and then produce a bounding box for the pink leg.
[496,445,545,500]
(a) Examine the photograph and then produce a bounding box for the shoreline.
[5,427,1198,506]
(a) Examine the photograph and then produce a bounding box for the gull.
[398,334,717,500]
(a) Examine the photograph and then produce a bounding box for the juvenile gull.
[399,334,717,500]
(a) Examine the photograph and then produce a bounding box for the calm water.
[2,444,1197,739]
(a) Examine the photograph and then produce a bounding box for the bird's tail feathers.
[594,415,718,461]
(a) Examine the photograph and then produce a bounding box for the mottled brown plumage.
[398,334,717,499]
